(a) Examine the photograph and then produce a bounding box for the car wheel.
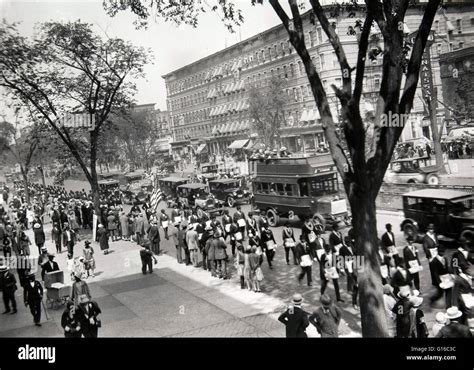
[312,213,326,231]
[196,207,204,219]
[426,174,439,185]
[226,196,235,208]
[403,222,418,240]
[266,209,280,227]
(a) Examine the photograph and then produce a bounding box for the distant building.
[439,46,474,127]
[162,2,474,157]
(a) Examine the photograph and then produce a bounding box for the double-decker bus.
[249,153,350,228]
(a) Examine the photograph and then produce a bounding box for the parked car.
[208,178,250,207]
[157,176,189,207]
[384,156,442,185]
[200,163,219,181]
[400,189,474,245]
[176,183,222,218]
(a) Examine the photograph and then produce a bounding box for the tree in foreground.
[104,0,441,337]
[0,20,151,217]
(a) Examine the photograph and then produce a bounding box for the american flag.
[149,186,164,213]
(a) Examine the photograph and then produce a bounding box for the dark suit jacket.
[429,256,449,287]
[436,322,472,338]
[329,231,344,248]
[422,234,439,259]
[319,253,340,280]
[295,242,314,262]
[42,261,60,280]
[391,268,412,289]
[381,231,396,250]
[278,306,309,338]
[403,246,420,272]
[451,249,470,274]
[148,225,161,243]
[23,280,43,304]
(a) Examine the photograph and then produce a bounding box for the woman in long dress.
[97,224,109,254]
[71,274,92,307]
[83,241,96,278]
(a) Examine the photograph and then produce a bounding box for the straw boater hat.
[446,306,462,320]
[409,290,423,307]
[435,312,447,325]
[33,223,41,229]
[292,293,303,305]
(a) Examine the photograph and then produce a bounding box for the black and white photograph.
[0,0,472,364]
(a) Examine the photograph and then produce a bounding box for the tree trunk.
[38,166,46,188]
[350,191,389,337]
[429,99,446,174]
[20,167,30,204]
[90,131,102,222]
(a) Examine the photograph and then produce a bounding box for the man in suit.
[62,223,77,256]
[0,264,17,314]
[381,223,399,265]
[23,272,43,326]
[328,223,344,254]
[309,294,342,337]
[278,293,309,338]
[135,214,146,245]
[313,228,326,262]
[436,307,472,338]
[41,254,60,280]
[340,231,358,306]
[429,246,452,308]
[422,224,439,260]
[403,236,421,291]
[233,206,246,239]
[295,234,314,286]
[451,236,472,275]
[320,244,344,302]
[147,220,161,255]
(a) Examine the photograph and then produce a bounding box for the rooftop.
[403,189,473,200]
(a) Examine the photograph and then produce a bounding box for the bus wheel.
[312,213,326,231]
[196,207,204,219]
[266,209,280,228]
[426,174,439,185]
[226,196,235,208]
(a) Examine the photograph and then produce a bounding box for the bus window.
[276,183,285,195]
[299,180,309,197]
[261,182,269,194]
[309,174,338,196]
[284,183,297,196]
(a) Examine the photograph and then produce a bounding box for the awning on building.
[307,108,320,121]
[196,143,207,155]
[224,84,231,94]
[228,139,250,150]
[242,100,249,111]
[205,70,212,80]
[232,59,242,71]
[211,126,219,135]
[246,141,266,151]
[236,80,245,91]
[241,120,250,131]
[300,110,309,122]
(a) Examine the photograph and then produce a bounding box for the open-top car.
[400,189,474,245]
[176,183,222,218]
[208,178,250,207]
[385,156,442,185]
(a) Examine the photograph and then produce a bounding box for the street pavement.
[0,200,453,338]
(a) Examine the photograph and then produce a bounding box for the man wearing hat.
[409,291,428,338]
[140,243,157,274]
[278,294,310,338]
[33,223,46,254]
[429,245,452,308]
[328,222,345,254]
[403,236,421,291]
[436,307,472,338]
[147,220,161,255]
[62,222,77,256]
[42,254,60,280]
[451,233,472,275]
[213,229,229,279]
[391,288,412,338]
[0,264,17,314]
[422,224,439,261]
[295,234,314,287]
[23,272,43,326]
[186,223,200,267]
[381,223,400,265]
[309,294,342,337]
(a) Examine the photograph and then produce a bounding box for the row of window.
[253,174,338,198]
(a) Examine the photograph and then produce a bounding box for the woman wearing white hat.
[432,312,447,337]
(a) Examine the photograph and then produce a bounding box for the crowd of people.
[1,179,473,339]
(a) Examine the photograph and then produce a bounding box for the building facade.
[162,2,474,158]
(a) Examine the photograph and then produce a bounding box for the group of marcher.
[278,222,473,338]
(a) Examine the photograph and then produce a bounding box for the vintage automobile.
[400,189,474,245]
[176,183,222,218]
[208,178,250,207]
[158,176,189,207]
[98,179,120,192]
[200,163,219,181]
[249,153,351,228]
[384,157,441,185]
